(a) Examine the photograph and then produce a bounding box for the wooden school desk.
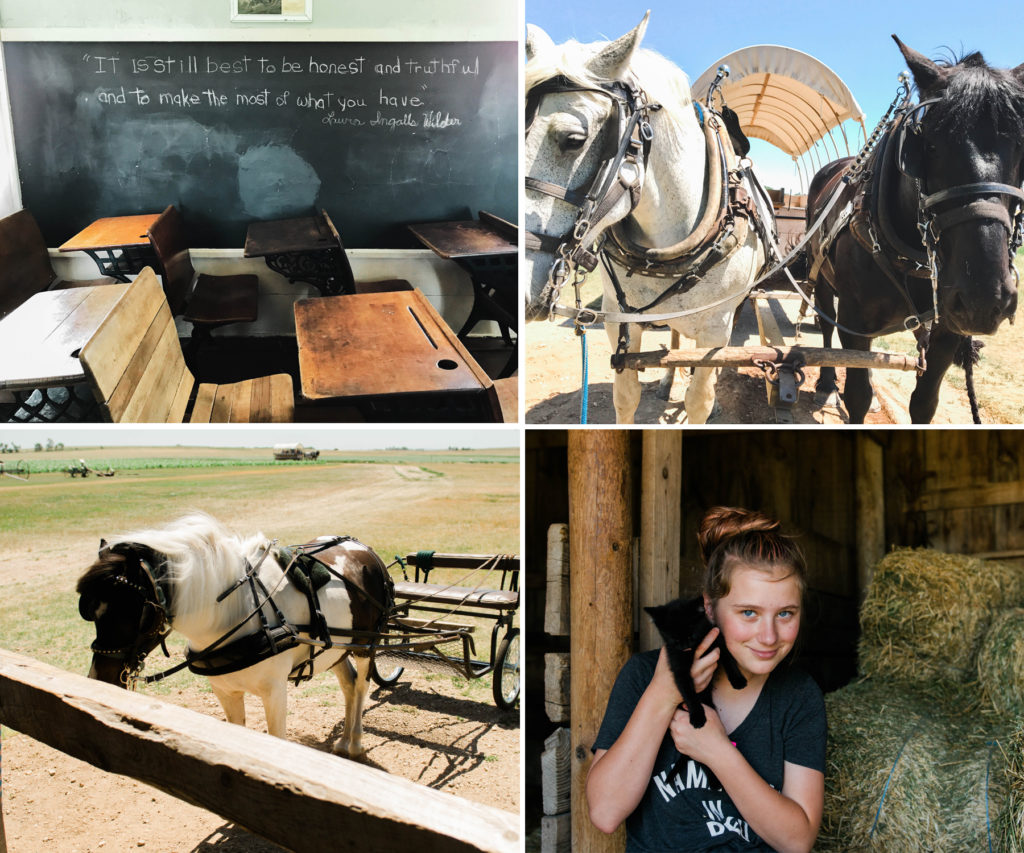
[293,289,501,422]
[407,212,517,377]
[59,214,161,282]
[0,283,129,421]
[244,212,347,296]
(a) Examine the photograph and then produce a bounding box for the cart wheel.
[492,628,520,710]
[15,462,28,479]
[370,628,405,687]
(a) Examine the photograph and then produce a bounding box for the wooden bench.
[391,552,520,613]
[79,267,294,422]
[0,208,112,320]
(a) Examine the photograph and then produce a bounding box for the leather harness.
[525,73,772,331]
[89,537,395,687]
[807,97,1024,338]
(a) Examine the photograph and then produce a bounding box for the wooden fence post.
[568,430,633,853]
[0,649,518,853]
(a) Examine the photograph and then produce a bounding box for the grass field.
[0,445,520,697]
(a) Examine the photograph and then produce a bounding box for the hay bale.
[819,679,945,851]
[996,720,1024,853]
[940,710,1011,852]
[819,678,1012,852]
[859,549,1024,685]
[979,609,1024,719]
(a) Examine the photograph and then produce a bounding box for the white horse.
[524,13,768,423]
[77,512,392,758]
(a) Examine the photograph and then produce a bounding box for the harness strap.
[932,199,1013,234]
[524,177,587,207]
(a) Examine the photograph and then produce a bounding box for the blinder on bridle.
[524,74,660,266]
[80,541,172,684]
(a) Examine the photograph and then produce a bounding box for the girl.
[587,507,826,852]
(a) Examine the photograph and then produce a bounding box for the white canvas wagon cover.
[692,45,866,159]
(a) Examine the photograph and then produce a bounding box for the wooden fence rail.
[0,649,519,853]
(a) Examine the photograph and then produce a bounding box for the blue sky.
[0,426,519,450]
[526,0,1024,189]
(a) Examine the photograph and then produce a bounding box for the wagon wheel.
[370,623,405,687]
[14,461,28,479]
[492,627,520,710]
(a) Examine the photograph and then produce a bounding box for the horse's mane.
[526,37,693,133]
[110,512,271,625]
[928,51,1024,135]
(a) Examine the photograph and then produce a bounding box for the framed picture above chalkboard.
[230,0,312,23]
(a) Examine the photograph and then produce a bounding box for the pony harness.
[120,537,393,686]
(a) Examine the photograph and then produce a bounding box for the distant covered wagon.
[273,443,320,461]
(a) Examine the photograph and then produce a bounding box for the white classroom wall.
[0,0,518,335]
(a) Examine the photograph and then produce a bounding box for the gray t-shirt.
[592,650,826,852]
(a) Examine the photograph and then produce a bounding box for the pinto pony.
[76,513,393,758]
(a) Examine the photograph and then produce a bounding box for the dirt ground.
[524,294,997,425]
[0,462,519,853]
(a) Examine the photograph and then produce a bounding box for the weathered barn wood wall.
[885,431,1024,555]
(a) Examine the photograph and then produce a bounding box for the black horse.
[806,37,1024,423]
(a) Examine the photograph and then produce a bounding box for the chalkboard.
[3,40,517,248]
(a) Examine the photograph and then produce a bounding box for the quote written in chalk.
[83,50,480,130]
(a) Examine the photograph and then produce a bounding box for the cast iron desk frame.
[244,213,347,297]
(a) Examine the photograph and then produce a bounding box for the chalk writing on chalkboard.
[82,50,478,131]
[4,41,516,248]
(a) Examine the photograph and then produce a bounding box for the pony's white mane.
[114,512,271,627]
[526,37,693,133]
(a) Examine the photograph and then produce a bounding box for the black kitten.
[645,596,747,787]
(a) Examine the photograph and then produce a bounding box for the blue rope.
[579,329,589,424]
[869,723,920,839]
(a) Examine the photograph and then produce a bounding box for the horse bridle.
[81,543,173,684]
[893,97,1024,317]
[525,74,660,319]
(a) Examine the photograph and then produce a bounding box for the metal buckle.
[903,315,922,332]
[574,308,599,327]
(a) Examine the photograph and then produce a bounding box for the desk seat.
[185,272,261,325]
[80,267,293,423]
[0,209,112,320]
[392,581,519,610]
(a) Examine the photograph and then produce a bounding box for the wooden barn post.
[568,430,634,853]
[638,432,682,652]
[855,434,885,599]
